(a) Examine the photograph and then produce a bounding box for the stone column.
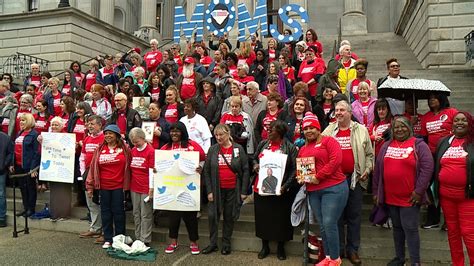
[341,0,367,36]
[161,0,175,41]
[140,0,158,40]
[99,0,115,25]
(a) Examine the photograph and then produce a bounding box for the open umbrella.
[378,78,451,100]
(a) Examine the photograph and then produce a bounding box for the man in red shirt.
[322,100,373,265]
[79,115,105,241]
[23,63,42,90]
[108,93,142,144]
[176,57,203,101]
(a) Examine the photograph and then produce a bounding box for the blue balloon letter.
[269,4,309,42]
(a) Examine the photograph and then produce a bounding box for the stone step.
[3,211,453,263]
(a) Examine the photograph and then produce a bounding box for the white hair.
[50,116,65,127]
[339,44,351,55]
[335,100,352,112]
[133,67,145,75]
[340,40,351,46]
[150,39,159,45]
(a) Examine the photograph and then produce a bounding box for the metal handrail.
[1,52,49,80]
[465,30,474,62]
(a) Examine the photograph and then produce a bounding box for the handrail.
[1,52,49,80]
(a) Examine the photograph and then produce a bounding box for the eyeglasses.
[389,64,400,68]
[170,47,177,50]
[3,77,10,80]
[20,101,29,104]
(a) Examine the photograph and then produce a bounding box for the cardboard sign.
[257,150,287,196]
[39,133,76,183]
[153,150,200,211]
[174,0,309,43]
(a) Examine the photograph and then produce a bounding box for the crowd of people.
[0,28,472,266]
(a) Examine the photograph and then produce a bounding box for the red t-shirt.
[293,118,303,142]
[150,86,161,102]
[383,137,417,207]
[61,113,70,129]
[404,113,423,136]
[52,92,62,116]
[350,79,372,101]
[335,129,354,174]
[73,119,86,153]
[173,55,183,74]
[254,141,281,193]
[323,103,331,115]
[15,109,32,136]
[85,72,96,92]
[62,84,71,96]
[218,146,237,189]
[180,73,196,100]
[229,65,238,78]
[82,133,105,168]
[30,75,41,88]
[298,136,346,191]
[98,145,127,190]
[261,111,280,140]
[220,113,244,125]
[420,108,458,153]
[268,49,276,63]
[283,66,295,82]
[130,144,155,194]
[200,56,213,68]
[144,50,163,73]
[439,138,468,200]
[164,103,179,124]
[116,110,127,134]
[360,101,370,127]
[74,73,84,87]
[151,121,163,149]
[14,131,29,167]
[34,113,50,134]
[370,120,391,156]
[297,59,325,96]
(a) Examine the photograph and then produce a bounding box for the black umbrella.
[378,78,451,100]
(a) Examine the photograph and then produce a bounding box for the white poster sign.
[39,132,76,183]
[153,150,200,211]
[257,150,287,196]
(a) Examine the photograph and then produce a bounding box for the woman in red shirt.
[59,96,76,130]
[220,96,255,154]
[161,121,205,255]
[144,39,163,73]
[297,112,347,265]
[373,116,433,266]
[11,113,40,218]
[70,61,85,88]
[34,100,51,134]
[305,29,323,56]
[161,86,184,124]
[255,92,288,144]
[252,120,298,261]
[278,55,295,85]
[369,98,393,157]
[420,93,457,229]
[435,111,474,266]
[129,128,155,245]
[86,124,131,249]
[201,124,250,255]
[266,38,279,63]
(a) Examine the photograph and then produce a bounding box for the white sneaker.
[102,242,111,249]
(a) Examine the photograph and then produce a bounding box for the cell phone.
[144,196,150,203]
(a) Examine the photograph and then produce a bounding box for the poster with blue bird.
[39,133,76,183]
[153,150,200,211]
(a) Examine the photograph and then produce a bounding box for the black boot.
[277,241,286,260]
[258,240,270,259]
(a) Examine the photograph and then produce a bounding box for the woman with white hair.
[351,81,377,129]
[144,39,163,73]
[335,40,359,61]
[337,45,357,93]
[128,127,155,245]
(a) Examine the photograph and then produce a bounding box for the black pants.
[100,189,126,243]
[168,211,199,241]
[208,188,237,248]
[425,187,441,225]
[15,166,37,212]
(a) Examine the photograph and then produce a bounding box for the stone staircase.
[4,187,452,265]
[320,32,474,114]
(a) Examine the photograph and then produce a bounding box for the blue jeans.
[338,179,363,255]
[388,204,421,263]
[0,173,6,221]
[100,189,126,243]
[309,181,349,259]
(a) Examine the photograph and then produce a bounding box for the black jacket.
[254,110,288,144]
[0,132,13,174]
[108,107,142,142]
[195,94,223,127]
